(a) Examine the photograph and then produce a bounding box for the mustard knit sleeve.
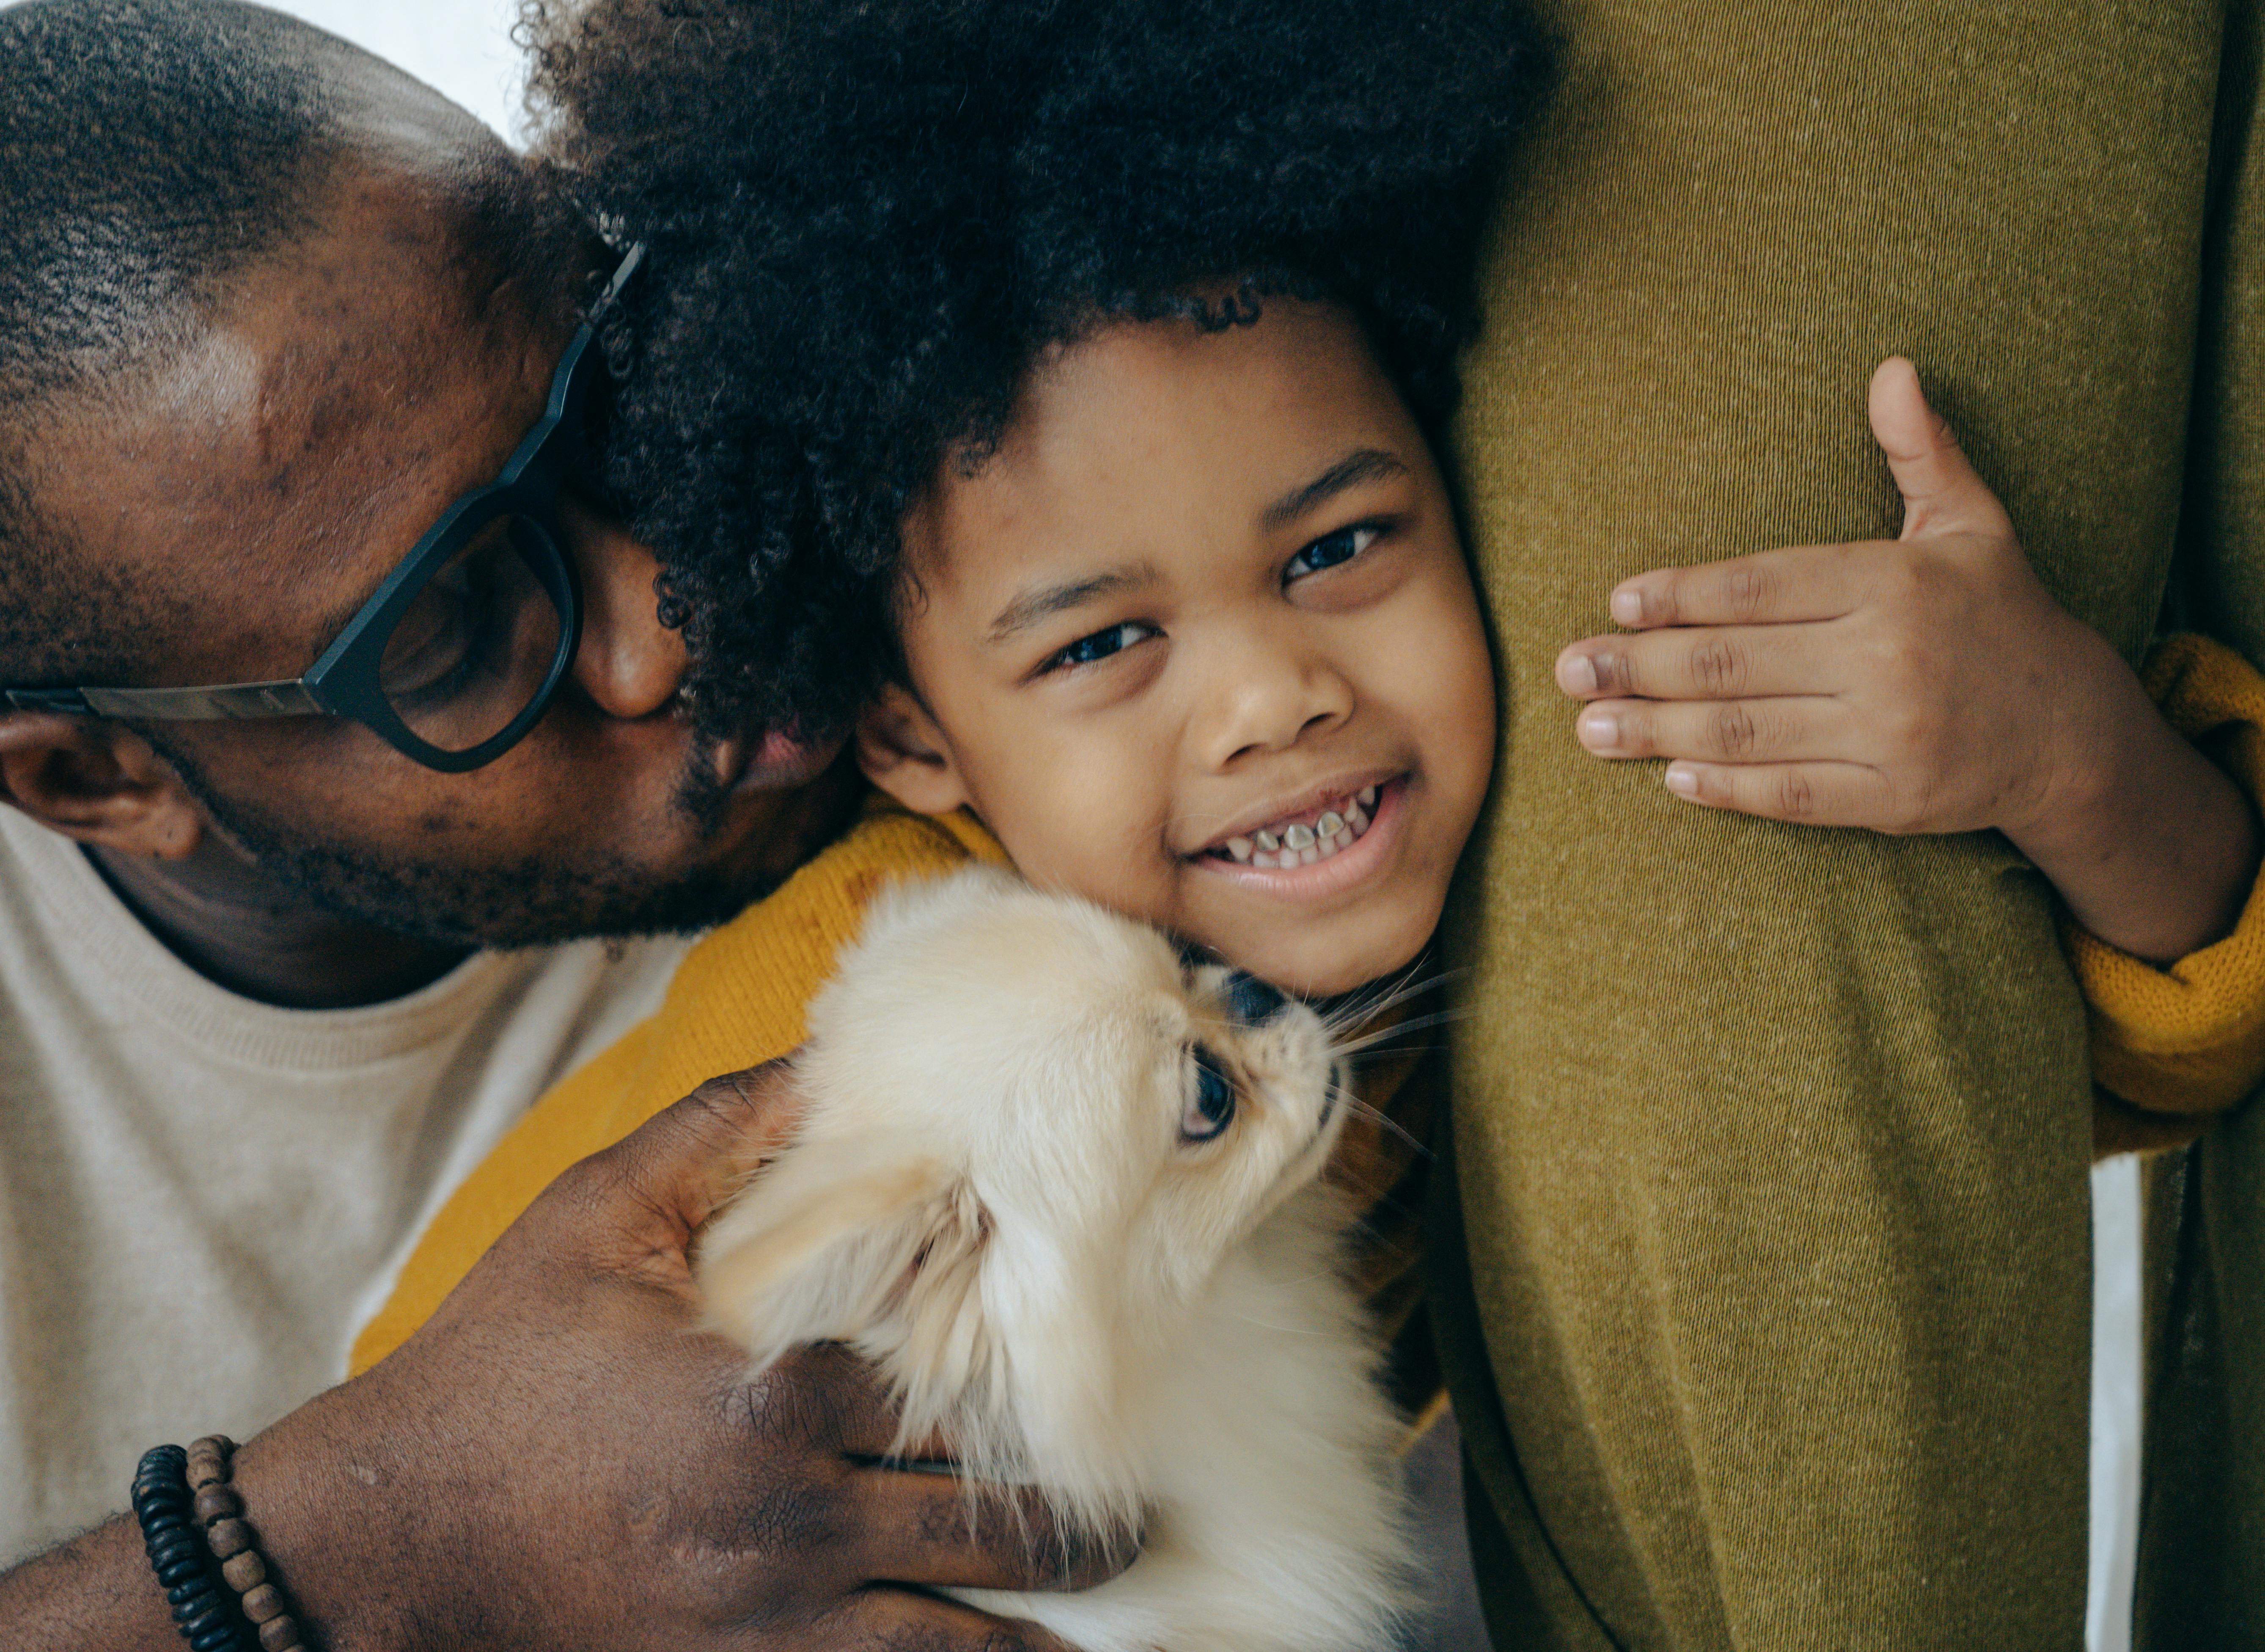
[2065,633,2265,1141]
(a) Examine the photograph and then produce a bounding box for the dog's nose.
[1225,971,1288,1025]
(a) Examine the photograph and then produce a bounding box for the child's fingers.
[1574,695,1849,765]
[1556,622,1836,703]
[1608,544,1865,631]
[1867,356,2010,541]
[1661,759,1895,827]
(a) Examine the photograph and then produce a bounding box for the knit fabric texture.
[1434,3,2241,1645]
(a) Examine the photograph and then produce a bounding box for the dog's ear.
[697,1153,998,1433]
[698,1153,947,1356]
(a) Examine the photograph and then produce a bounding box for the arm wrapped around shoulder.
[2069,633,2265,1151]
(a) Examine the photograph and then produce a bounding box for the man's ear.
[856,683,973,817]
[0,715,207,859]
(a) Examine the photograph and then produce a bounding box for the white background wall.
[266,0,530,141]
[2,1,2147,1645]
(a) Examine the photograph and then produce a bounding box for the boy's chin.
[1193,902,1440,1001]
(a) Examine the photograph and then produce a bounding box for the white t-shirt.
[0,808,691,1560]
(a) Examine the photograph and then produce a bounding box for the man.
[0,1,1112,1644]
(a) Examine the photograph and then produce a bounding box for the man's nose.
[561,497,690,720]
[1195,624,1354,768]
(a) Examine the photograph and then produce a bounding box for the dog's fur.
[697,867,1413,1652]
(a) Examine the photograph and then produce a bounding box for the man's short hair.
[0,0,533,689]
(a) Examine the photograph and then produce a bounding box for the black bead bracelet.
[130,1446,254,1652]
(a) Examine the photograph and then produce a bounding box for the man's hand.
[1552,356,2258,962]
[228,1065,1113,1650]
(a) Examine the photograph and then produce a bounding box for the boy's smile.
[1193,775,1401,886]
[858,298,1495,995]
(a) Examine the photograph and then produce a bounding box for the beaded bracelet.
[184,1436,311,1652]
[130,1446,251,1652]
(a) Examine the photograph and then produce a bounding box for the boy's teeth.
[1212,783,1388,868]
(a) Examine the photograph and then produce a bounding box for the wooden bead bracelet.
[129,1446,242,1652]
[184,1436,310,1652]
[130,1438,310,1652]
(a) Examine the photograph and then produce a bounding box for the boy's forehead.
[913,300,1424,617]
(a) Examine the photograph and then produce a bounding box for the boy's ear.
[0,715,206,859]
[856,683,973,818]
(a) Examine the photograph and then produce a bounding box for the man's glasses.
[3,244,647,775]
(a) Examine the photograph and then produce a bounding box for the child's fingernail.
[1558,654,1598,695]
[1611,588,1644,627]
[1578,710,1618,748]
[1664,764,1699,796]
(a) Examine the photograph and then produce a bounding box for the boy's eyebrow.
[987,563,1160,644]
[1260,448,1409,528]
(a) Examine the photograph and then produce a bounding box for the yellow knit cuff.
[2066,633,2265,1118]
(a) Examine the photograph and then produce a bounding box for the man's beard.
[154,740,782,951]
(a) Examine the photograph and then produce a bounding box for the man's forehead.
[31,176,572,683]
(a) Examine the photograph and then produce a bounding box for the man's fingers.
[610,1061,804,1229]
[835,1588,1081,1652]
[852,1471,1135,1594]
[1605,545,1861,632]
[1557,622,1844,703]
[1867,356,2007,541]
[750,1343,913,1464]
[572,1061,805,1276]
[1574,696,1846,767]
[744,1346,1132,1593]
[1661,759,1894,827]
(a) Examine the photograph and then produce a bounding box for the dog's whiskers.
[1336,1091,1431,1158]
[1313,963,1467,1042]
[1329,1010,1469,1059]
[1215,1314,1333,1337]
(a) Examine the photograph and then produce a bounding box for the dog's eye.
[1182,1049,1237,1141]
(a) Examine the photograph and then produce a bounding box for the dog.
[696,866,1413,1652]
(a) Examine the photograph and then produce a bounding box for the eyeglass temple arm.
[4,682,325,720]
[596,242,645,312]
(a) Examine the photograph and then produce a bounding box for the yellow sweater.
[352,633,2265,1374]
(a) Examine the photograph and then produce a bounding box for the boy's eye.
[1040,620,1157,673]
[1284,523,1383,583]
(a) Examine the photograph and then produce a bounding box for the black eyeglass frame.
[3,243,647,775]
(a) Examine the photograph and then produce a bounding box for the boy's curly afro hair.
[522,0,1548,743]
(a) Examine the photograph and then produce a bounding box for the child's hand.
[1553,357,2259,962]
[1557,359,2099,838]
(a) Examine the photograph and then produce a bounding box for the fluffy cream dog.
[697,866,1413,1652]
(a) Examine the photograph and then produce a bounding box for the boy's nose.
[1198,635,1354,768]
[561,497,691,720]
